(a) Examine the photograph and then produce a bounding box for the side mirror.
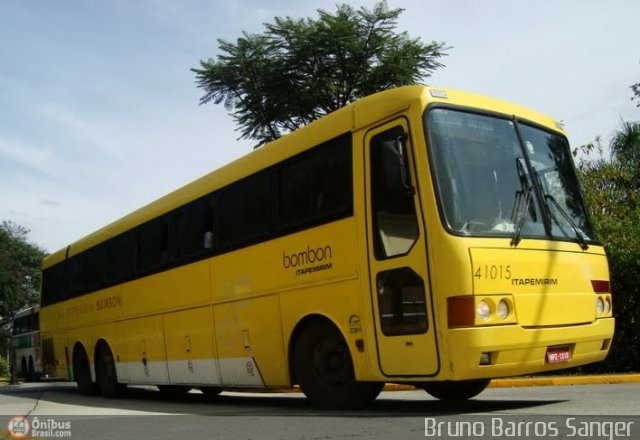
[394,133,414,195]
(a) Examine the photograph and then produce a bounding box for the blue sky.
[1,0,638,252]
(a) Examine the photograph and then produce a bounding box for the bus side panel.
[121,315,169,384]
[53,333,71,380]
[213,296,287,387]
[163,306,221,385]
[123,261,210,318]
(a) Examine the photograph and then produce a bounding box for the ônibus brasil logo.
[6,416,72,438]
[7,416,30,438]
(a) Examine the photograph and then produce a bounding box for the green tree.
[576,121,640,372]
[0,221,46,329]
[192,2,448,145]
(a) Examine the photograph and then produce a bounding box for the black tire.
[293,323,382,409]
[200,386,222,398]
[20,356,28,380]
[74,348,96,396]
[27,356,35,381]
[95,344,123,398]
[422,379,491,401]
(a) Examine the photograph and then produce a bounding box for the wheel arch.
[287,313,345,385]
[93,338,114,365]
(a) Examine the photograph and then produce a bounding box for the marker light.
[497,300,509,320]
[477,300,491,321]
[429,89,448,99]
[596,297,605,315]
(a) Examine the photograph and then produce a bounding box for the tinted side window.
[78,244,106,293]
[214,170,273,251]
[41,266,60,306]
[279,134,352,231]
[106,232,135,284]
[42,260,73,305]
[136,219,167,274]
[180,200,209,258]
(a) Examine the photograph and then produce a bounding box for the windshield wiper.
[510,158,533,247]
[544,194,589,250]
[510,184,532,247]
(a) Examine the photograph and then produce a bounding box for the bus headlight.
[596,297,605,315]
[497,299,509,320]
[448,295,517,328]
[477,301,491,321]
[604,297,612,314]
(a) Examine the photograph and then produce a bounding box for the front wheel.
[294,323,382,409]
[421,379,491,401]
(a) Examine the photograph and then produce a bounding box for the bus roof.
[43,85,562,268]
[13,305,40,318]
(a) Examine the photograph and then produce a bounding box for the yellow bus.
[39,85,614,408]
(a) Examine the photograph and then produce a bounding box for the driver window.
[370,126,419,260]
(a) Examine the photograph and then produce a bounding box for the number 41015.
[474,264,511,280]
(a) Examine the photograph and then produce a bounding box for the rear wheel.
[20,357,28,380]
[158,385,192,397]
[421,379,491,401]
[200,386,222,398]
[74,348,96,396]
[294,323,382,409]
[96,344,124,398]
[27,356,35,381]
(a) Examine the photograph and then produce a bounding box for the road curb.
[383,374,640,391]
[488,373,640,388]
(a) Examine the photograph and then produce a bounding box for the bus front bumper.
[444,317,615,380]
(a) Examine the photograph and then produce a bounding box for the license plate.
[546,346,571,363]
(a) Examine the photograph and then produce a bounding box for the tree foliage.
[632,61,640,107]
[0,221,46,329]
[632,81,640,107]
[575,121,640,372]
[192,2,448,145]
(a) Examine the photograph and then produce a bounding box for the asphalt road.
[1,381,639,439]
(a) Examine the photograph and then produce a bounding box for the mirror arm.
[395,134,415,195]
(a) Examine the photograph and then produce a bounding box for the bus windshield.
[425,108,594,244]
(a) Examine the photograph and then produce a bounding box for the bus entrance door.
[364,119,438,377]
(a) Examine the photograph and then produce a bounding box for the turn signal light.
[447,295,516,328]
[447,296,475,327]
